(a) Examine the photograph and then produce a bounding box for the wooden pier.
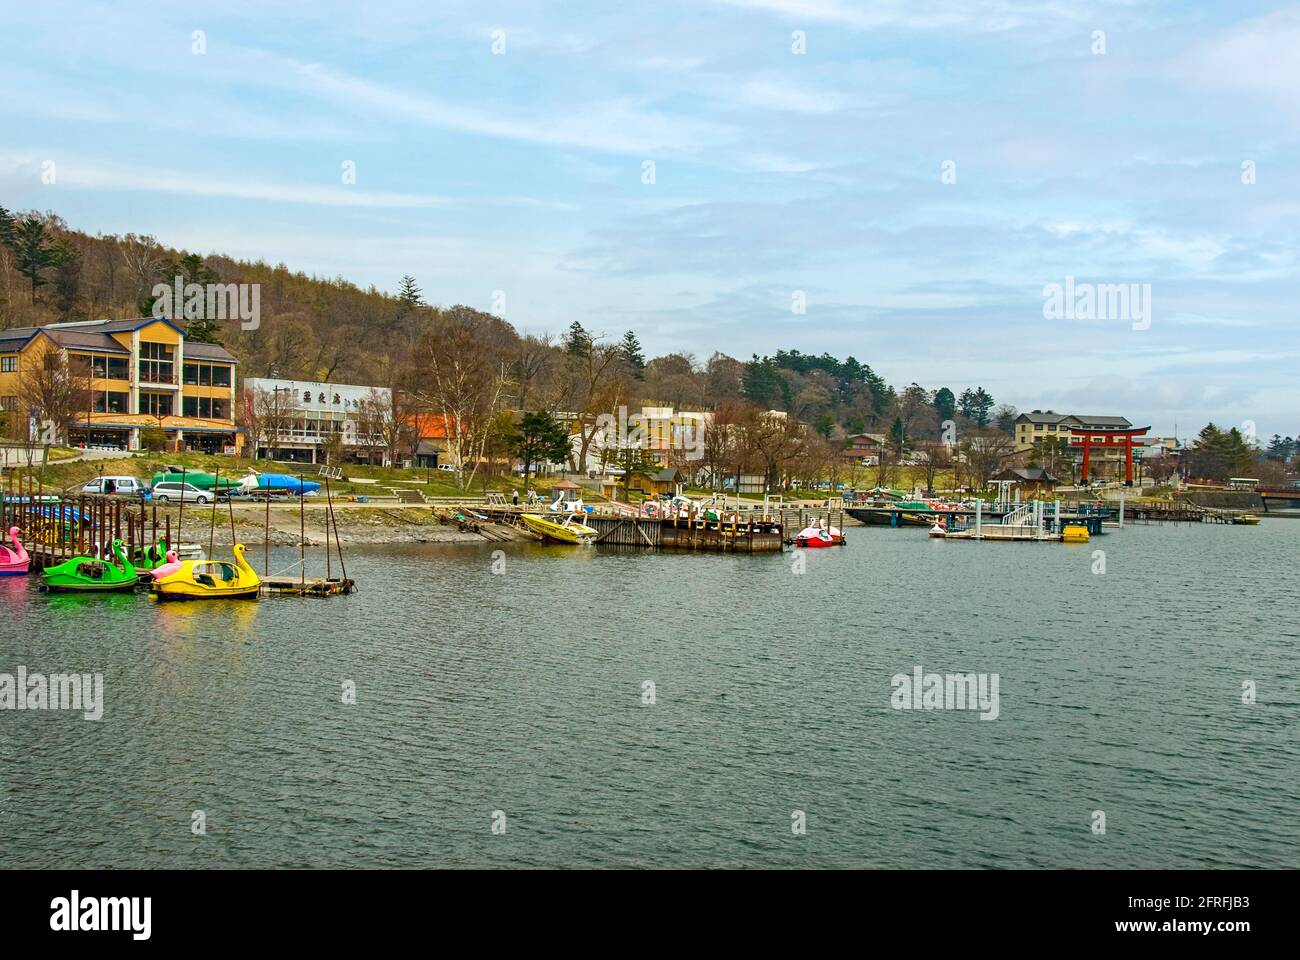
[1,472,182,573]
[2,469,358,594]
[469,504,789,552]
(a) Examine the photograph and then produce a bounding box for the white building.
[243,377,391,464]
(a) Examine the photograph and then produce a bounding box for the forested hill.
[0,206,1010,438]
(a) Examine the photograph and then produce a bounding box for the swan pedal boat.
[150,543,261,600]
[132,538,172,571]
[42,538,137,592]
[794,524,845,548]
[521,513,598,545]
[0,526,30,576]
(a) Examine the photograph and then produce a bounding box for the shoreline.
[140,504,503,548]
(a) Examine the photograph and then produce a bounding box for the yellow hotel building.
[0,317,241,454]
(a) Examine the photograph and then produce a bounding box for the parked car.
[80,476,148,497]
[151,481,218,504]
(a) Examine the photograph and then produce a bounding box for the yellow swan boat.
[150,543,262,600]
[521,512,598,545]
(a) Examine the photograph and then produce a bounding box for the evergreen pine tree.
[620,330,646,377]
[565,321,593,357]
[398,275,424,308]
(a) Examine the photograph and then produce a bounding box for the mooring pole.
[264,484,271,577]
[324,479,332,581]
[298,476,305,593]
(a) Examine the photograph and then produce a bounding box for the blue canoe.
[254,473,321,494]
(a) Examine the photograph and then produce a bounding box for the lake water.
[1,520,1296,868]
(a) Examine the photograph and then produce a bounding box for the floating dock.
[260,577,356,597]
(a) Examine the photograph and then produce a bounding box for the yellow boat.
[521,512,598,545]
[1236,514,1261,525]
[150,543,262,600]
[1061,524,1090,543]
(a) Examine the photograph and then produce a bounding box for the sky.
[2,0,1297,440]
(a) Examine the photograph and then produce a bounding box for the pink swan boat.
[0,526,30,576]
[148,549,183,580]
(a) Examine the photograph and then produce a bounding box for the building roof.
[45,316,186,336]
[652,467,680,482]
[408,413,459,439]
[0,327,42,351]
[995,467,1060,483]
[1072,415,1133,428]
[0,320,235,361]
[415,439,442,457]
[184,341,238,362]
[1017,411,1133,429]
[1016,410,1070,425]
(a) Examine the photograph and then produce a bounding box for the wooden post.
[264,485,270,577]
[298,476,305,593]
[324,479,332,581]
[209,469,219,559]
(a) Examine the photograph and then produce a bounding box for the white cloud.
[286,58,724,156]
[0,153,446,208]
[738,80,843,114]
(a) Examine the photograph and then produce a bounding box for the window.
[139,342,175,384]
[0,396,16,410]
[83,354,129,380]
[140,392,173,417]
[93,392,129,414]
[183,361,232,387]
[183,396,229,419]
[1,355,17,373]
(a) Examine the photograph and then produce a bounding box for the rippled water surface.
[1,520,1297,868]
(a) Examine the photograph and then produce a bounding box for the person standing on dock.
[512,489,519,506]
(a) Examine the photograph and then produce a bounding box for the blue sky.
[2,0,1297,439]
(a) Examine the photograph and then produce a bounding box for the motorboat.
[521,512,598,545]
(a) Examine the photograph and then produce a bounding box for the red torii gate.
[1068,425,1150,485]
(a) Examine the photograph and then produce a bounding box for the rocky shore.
[154,504,499,548]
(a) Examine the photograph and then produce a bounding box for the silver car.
[150,481,214,504]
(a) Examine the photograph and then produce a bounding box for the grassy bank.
[11,451,581,502]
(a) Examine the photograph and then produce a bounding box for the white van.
[80,476,147,497]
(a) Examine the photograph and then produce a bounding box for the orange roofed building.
[407,413,460,468]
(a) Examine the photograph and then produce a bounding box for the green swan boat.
[42,538,138,593]
[132,538,170,571]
